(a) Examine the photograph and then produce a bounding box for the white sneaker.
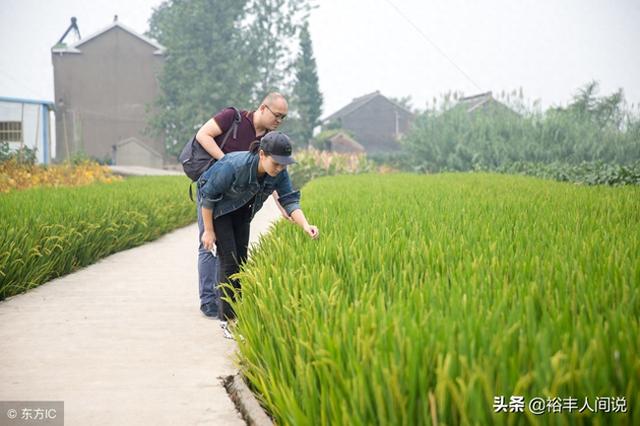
[220,321,234,340]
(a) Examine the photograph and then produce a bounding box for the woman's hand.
[201,230,217,251]
[304,225,319,239]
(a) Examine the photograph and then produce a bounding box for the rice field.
[0,176,194,299]
[233,173,639,425]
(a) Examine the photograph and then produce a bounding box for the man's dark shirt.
[213,107,265,153]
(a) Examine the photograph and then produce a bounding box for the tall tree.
[244,0,312,100]
[147,0,255,157]
[290,22,322,146]
[389,96,415,114]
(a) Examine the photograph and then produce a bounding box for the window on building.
[0,121,23,143]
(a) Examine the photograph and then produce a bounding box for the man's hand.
[196,118,225,159]
[201,230,216,251]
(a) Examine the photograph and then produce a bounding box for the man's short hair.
[262,92,286,106]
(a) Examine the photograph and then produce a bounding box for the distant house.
[51,18,166,167]
[454,91,518,117]
[112,137,164,168]
[327,132,365,154]
[0,97,54,164]
[323,91,414,153]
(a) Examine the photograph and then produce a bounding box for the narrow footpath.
[0,197,281,425]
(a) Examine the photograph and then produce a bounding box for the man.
[196,92,290,318]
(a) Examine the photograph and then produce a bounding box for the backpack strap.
[219,107,242,150]
[189,182,196,203]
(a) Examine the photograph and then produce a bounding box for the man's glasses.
[264,104,287,121]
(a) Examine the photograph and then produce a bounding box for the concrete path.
[108,165,183,177]
[0,197,282,426]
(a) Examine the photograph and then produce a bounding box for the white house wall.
[0,101,50,164]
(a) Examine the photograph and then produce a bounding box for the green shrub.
[400,82,640,182]
[494,161,640,186]
[368,150,427,172]
[0,142,37,165]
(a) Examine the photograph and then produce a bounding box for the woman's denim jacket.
[198,151,301,220]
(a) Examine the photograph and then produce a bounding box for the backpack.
[179,107,242,182]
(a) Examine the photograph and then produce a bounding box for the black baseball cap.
[260,132,296,165]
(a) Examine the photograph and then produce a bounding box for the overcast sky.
[1,0,639,116]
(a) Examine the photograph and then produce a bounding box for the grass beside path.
[0,176,195,300]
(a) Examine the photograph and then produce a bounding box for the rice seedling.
[233,173,639,425]
[0,176,194,299]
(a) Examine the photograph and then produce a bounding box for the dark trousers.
[197,189,219,307]
[214,203,252,320]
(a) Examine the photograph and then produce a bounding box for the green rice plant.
[0,176,194,299]
[233,173,639,425]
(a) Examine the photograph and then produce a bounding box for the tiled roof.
[323,91,413,122]
[52,21,165,55]
[457,91,494,113]
[328,132,365,152]
[115,137,163,158]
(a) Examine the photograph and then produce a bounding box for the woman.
[194,93,292,319]
[198,131,319,322]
